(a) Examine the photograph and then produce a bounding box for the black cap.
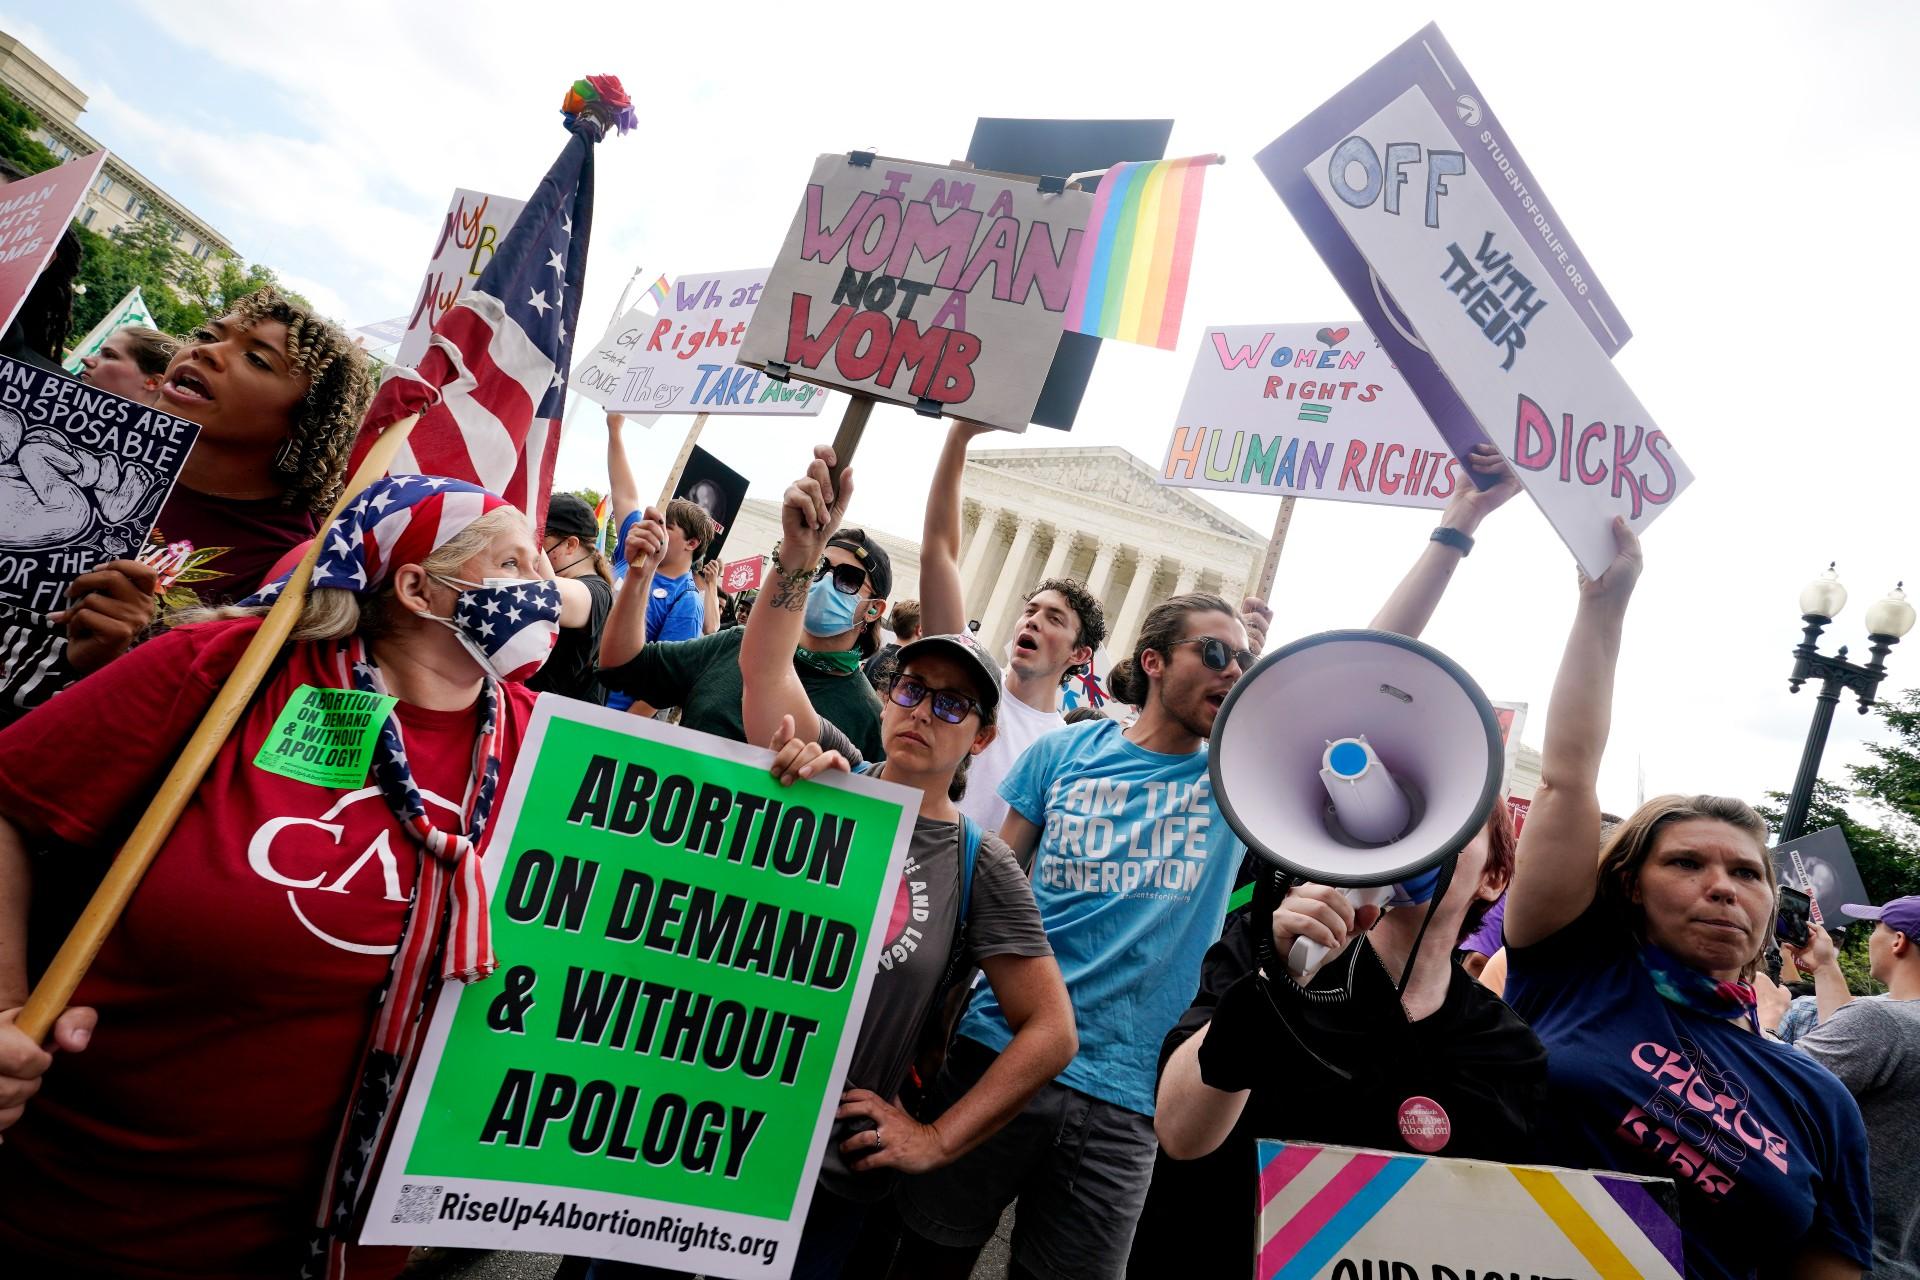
[897,631,1001,714]
[828,528,892,598]
[544,492,599,543]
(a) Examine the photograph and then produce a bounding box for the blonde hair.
[176,506,526,643]
[1596,793,1779,980]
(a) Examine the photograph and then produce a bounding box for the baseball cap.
[1841,894,1920,937]
[897,631,1001,715]
[827,528,892,599]
[543,492,599,543]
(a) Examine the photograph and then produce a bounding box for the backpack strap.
[957,815,981,925]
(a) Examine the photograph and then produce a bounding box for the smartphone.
[1775,885,1813,948]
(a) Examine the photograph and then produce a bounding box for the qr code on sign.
[392,1184,444,1224]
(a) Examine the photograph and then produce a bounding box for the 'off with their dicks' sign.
[364,699,916,1279]
[1303,85,1692,575]
[740,155,1093,432]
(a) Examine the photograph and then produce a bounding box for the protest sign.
[720,556,763,594]
[1257,25,1629,471]
[0,151,106,339]
[0,350,199,616]
[1772,825,1870,930]
[739,155,1093,432]
[1492,699,1528,794]
[674,445,749,563]
[1159,323,1455,510]
[62,286,154,374]
[251,685,398,788]
[363,699,915,1277]
[1302,86,1692,577]
[396,187,527,369]
[573,269,827,417]
[965,117,1173,429]
[1255,1140,1682,1280]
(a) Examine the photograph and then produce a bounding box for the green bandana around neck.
[794,644,863,676]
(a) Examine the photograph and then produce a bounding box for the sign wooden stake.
[827,394,874,492]
[655,412,710,509]
[18,415,423,1041]
[1253,495,1296,601]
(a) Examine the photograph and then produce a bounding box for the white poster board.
[739,155,1092,432]
[396,188,527,369]
[573,269,826,416]
[1159,323,1455,509]
[1306,89,1692,576]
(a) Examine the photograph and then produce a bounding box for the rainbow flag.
[1063,154,1217,350]
[591,492,611,547]
[646,273,671,310]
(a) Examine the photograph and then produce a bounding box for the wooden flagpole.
[1252,495,1297,601]
[655,413,710,509]
[18,415,423,1041]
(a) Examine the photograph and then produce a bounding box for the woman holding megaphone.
[1501,518,1872,1280]
[1130,445,1546,1278]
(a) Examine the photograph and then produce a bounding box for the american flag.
[347,130,599,527]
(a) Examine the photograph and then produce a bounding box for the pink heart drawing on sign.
[1316,326,1351,346]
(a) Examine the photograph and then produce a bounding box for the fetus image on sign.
[0,405,158,550]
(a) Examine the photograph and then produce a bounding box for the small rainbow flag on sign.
[1063,154,1218,351]
[646,273,671,310]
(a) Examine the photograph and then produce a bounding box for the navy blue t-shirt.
[1506,905,1872,1280]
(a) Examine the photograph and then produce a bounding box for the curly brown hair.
[226,287,375,515]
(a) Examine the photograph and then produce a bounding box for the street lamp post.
[1779,565,1916,842]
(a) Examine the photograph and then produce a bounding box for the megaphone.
[1208,629,1503,979]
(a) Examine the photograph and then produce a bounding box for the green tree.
[1851,688,1920,827]
[0,85,59,175]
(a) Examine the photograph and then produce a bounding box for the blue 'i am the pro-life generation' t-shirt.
[958,718,1245,1115]
[1504,903,1873,1280]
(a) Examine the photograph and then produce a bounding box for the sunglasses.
[813,557,869,596]
[1169,636,1257,674]
[888,674,983,725]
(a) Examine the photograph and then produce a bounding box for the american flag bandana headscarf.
[247,474,525,1278]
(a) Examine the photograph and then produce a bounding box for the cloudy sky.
[14,1,1920,821]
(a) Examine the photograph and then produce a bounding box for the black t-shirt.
[1127,895,1547,1279]
[528,573,613,705]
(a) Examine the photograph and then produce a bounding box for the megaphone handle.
[1284,885,1395,983]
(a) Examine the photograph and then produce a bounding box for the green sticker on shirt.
[252,684,398,789]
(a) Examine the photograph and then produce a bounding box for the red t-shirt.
[0,617,536,1280]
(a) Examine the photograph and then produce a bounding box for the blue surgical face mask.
[1388,863,1446,908]
[803,574,863,637]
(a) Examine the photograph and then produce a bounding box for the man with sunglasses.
[889,589,1267,1280]
[596,500,891,760]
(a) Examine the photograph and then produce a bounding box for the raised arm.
[605,412,640,523]
[918,420,993,636]
[1504,517,1643,949]
[599,507,668,669]
[740,446,852,750]
[1371,443,1517,637]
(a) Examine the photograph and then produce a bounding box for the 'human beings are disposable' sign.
[363,700,916,1278]
[739,155,1092,432]
[1158,323,1453,510]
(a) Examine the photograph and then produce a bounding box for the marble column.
[1036,526,1073,587]
[1085,538,1121,607]
[1110,550,1163,658]
[980,517,1040,650]
[957,503,1001,621]
[1173,563,1200,597]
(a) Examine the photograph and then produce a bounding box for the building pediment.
[967,446,1262,546]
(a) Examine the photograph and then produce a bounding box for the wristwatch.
[1430,526,1474,556]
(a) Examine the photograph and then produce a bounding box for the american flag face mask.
[422,573,561,683]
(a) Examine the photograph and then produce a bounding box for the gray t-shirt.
[814,718,1052,1200]
[1798,996,1920,1279]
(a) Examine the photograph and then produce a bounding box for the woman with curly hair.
[0,287,374,723]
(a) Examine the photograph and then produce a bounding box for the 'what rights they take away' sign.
[740,155,1093,432]
[363,699,916,1279]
